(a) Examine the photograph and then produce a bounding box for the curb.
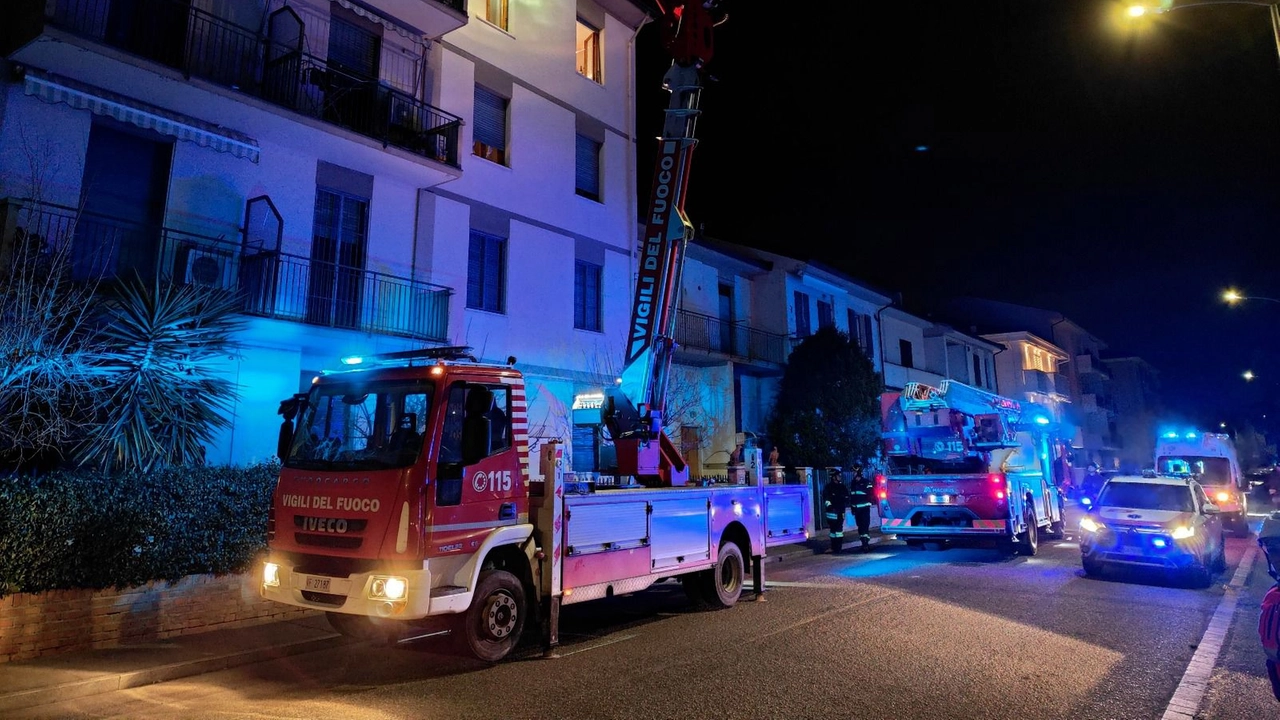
[0,633,354,713]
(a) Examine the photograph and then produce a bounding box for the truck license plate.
[304,576,331,592]
[928,494,952,504]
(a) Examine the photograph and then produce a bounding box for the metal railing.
[45,0,462,167]
[675,309,789,365]
[1,199,452,342]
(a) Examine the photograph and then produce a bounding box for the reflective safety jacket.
[821,480,849,518]
[850,472,875,508]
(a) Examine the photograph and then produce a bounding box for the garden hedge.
[0,462,280,596]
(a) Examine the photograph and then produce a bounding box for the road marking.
[556,633,637,657]
[1160,540,1260,720]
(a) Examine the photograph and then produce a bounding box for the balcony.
[675,309,789,365]
[1026,369,1068,397]
[1075,353,1109,379]
[1,198,451,342]
[16,0,462,167]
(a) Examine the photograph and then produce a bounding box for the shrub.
[0,462,279,596]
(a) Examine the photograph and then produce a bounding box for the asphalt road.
[11,506,1278,720]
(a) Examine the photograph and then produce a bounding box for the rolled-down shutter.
[473,86,507,150]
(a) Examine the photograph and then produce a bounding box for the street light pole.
[1223,288,1280,305]
[1129,1,1280,70]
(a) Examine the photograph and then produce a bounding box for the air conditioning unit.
[173,245,225,287]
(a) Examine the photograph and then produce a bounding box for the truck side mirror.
[277,420,294,460]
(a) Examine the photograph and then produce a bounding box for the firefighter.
[821,468,849,553]
[850,464,875,552]
[1259,511,1280,702]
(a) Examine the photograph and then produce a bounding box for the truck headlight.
[369,575,408,601]
[263,562,280,587]
[1171,526,1195,540]
[1080,517,1103,533]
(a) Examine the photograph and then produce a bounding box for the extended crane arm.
[603,1,725,487]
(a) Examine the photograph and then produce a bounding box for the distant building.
[979,331,1071,423]
[1104,356,1163,473]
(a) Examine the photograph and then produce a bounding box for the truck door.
[431,381,523,553]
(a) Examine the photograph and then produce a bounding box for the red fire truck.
[877,380,1065,554]
[259,1,811,663]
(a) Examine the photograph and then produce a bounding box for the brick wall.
[0,573,315,664]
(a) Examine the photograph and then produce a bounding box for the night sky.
[635,1,1280,435]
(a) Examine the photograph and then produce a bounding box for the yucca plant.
[79,275,244,472]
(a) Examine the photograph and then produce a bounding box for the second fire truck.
[877,380,1066,554]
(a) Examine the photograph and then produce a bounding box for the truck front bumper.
[259,554,439,619]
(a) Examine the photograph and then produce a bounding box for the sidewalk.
[0,533,865,713]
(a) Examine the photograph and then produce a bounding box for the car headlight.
[369,575,408,601]
[1080,517,1103,533]
[1214,491,1230,503]
[263,562,280,587]
[1171,525,1195,540]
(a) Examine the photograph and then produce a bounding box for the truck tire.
[698,541,744,608]
[1015,509,1038,557]
[453,569,526,663]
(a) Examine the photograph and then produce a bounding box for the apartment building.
[980,331,1071,422]
[941,297,1118,469]
[879,308,999,392]
[1,0,653,467]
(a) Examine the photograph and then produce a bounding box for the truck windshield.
[285,379,434,471]
[887,456,989,475]
[1155,456,1231,486]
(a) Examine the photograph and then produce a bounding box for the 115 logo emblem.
[472,469,513,494]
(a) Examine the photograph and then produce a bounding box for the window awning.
[23,71,261,163]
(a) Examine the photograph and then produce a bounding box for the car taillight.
[267,505,276,541]
[876,473,888,501]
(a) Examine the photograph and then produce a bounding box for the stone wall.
[0,573,315,663]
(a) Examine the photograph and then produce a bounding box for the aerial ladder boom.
[604,1,725,487]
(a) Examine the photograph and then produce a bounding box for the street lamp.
[1244,369,1257,380]
[1223,287,1280,305]
[1126,2,1280,69]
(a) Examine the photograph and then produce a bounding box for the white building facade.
[1,0,653,467]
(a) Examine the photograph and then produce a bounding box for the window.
[328,16,380,79]
[482,0,508,30]
[899,339,914,369]
[473,85,508,165]
[793,291,811,338]
[973,354,983,387]
[574,259,602,332]
[847,309,873,357]
[576,17,601,83]
[309,188,368,329]
[468,230,506,313]
[817,300,834,329]
[1022,344,1054,372]
[575,133,601,200]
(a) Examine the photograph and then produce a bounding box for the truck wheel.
[453,570,526,663]
[698,541,744,608]
[1082,557,1103,577]
[1015,510,1038,556]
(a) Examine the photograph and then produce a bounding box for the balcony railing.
[45,0,462,166]
[1,199,451,342]
[676,309,789,365]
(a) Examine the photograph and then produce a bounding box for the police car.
[1078,473,1226,587]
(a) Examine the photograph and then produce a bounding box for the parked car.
[1078,474,1226,587]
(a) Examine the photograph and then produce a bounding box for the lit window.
[482,0,508,31]
[576,18,601,83]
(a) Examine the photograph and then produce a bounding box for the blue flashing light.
[1162,431,1179,439]
[1152,538,1167,549]
[1034,415,1050,425]
[1185,432,1197,440]
[915,145,929,152]
[340,355,364,366]
[1081,496,1092,506]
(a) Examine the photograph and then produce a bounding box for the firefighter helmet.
[1259,511,1280,581]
